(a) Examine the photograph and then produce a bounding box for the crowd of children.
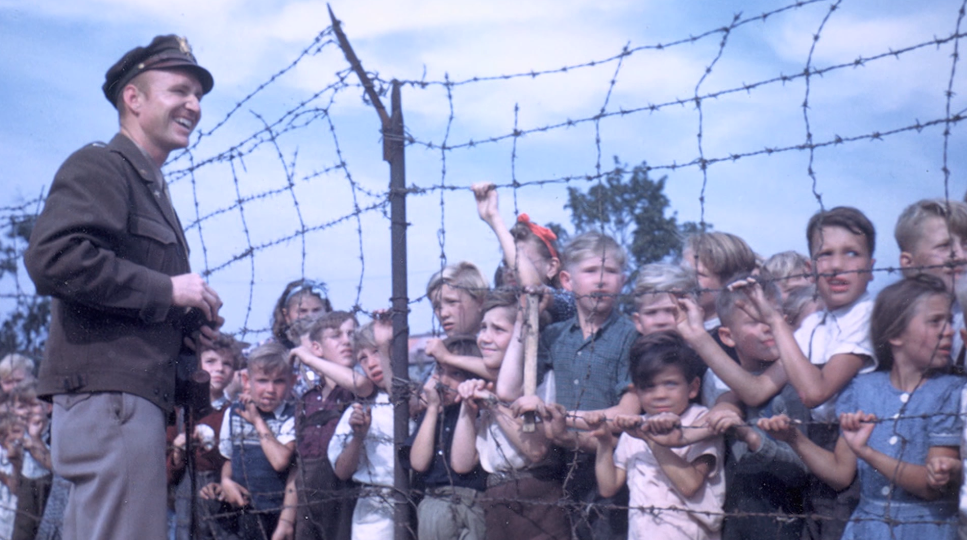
[8,190,967,540]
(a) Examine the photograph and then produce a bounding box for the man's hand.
[840,411,876,457]
[926,455,961,490]
[421,374,443,412]
[757,414,799,444]
[171,273,222,322]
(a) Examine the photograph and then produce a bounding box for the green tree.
[0,213,49,359]
[566,157,704,269]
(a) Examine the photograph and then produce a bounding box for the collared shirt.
[218,401,296,459]
[793,292,875,422]
[538,309,637,411]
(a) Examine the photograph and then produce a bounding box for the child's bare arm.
[451,380,484,474]
[290,346,375,397]
[648,442,716,499]
[736,280,864,408]
[333,404,370,481]
[758,414,856,490]
[676,295,786,407]
[495,318,526,402]
[840,411,957,500]
[426,338,499,381]
[219,459,250,507]
[471,183,545,288]
[239,404,295,472]
[586,412,626,498]
[409,376,443,473]
[569,391,642,432]
[272,467,298,540]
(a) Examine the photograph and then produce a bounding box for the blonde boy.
[537,231,638,540]
[682,231,758,330]
[895,198,967,363]
[631,263,696,336]
[219,343,296,540]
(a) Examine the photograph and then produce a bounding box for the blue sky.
[2,0,965,337]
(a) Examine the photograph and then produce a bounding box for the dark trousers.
[294,456,354,540]
[561,451,628,540]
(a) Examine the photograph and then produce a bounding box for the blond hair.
[0,354,34,380]
[683,231,757,282]
[561,232,627,271]
[895,198,967,253]
[632,263,696,311]
[426,262,488,303]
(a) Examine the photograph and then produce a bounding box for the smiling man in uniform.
[25,35,222,540]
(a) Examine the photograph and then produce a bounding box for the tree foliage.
[565,157,704,269]
[0,214,49,360]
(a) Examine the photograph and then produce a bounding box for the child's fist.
[349,403,372,436]
[757,414,798,443]
[926,455,960,490]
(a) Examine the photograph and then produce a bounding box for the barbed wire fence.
[1,0,966,538]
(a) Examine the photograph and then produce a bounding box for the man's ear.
[718,325,736,348]
[240,370,250,391]
[121,83,143,115]
[308,340,324,357]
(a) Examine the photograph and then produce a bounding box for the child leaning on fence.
[451,288,569,540]
[167,333,242,540]
[584,331,725,540]
[328,317,416,540]
[287,310,374,540]
[219,342,297,540]
[760,274,964,540]
[403,335,486,540]
[536,231,639,540]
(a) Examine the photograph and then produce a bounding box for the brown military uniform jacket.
[25,133,198,412]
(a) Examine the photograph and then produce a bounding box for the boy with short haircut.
[288,311,373,540]
[404,336,486,540]
[168,333,242,540]
[538,231,638,540]
[682,231,759,330]
[631,263,696,336]
[763,251,813,298]
[328,319,415,540]
[679,206,876,540]
[219,342,297,540]
[710,275,810,540]
[895,198,967,364]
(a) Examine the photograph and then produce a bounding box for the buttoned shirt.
[538,309,637,412]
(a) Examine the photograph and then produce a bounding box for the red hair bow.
[517,214,559,259]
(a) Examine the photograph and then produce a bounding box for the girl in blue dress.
[760,274,963,539]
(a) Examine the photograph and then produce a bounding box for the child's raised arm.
[235,401,295,472]
[332,403,371,481]
[676,295,786,407]
[471,182,544,289]
[738,280,866,408]
[290,346,375,397]
[758,413,856,491]
[495,317,526,402]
